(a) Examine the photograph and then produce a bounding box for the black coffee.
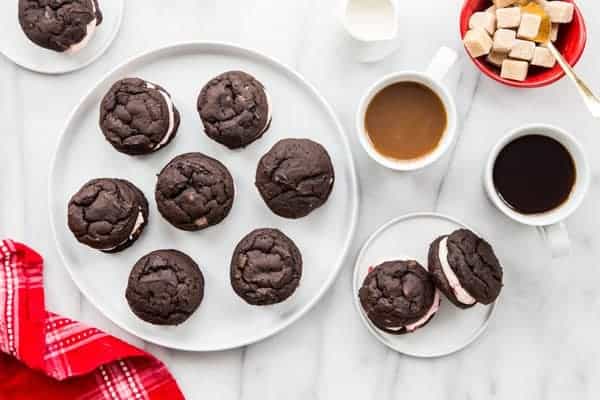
[493,134,576,214]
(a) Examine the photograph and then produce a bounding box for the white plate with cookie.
[49,42,359,351]
[353,213,499,358]
[0,0,123,74]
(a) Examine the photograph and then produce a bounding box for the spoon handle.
[546,41,600,118]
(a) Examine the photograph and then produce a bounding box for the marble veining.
[1,0,600,399]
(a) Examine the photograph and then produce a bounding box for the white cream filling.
[66,0,97,53]
[101,210,145,251]
[146,83,176,149]
[439,237,477,306]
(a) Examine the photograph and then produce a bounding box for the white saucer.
[0,0,123,74]
[353,213,498,358]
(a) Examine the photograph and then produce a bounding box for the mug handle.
[538,222,571,258]
[425,47,458,82]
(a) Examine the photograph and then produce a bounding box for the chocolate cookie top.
[155,153,235,231]
[429,229,503,307]
[359,260,436,334]
[100,78,180,155]
[19,0,102,52]
[255,138,334,219]
[197,71,271,149]
[67,178,148,253]
[230,228,302,306]
[126,250,204,326]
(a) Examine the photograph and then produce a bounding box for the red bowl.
[460,0,587,88]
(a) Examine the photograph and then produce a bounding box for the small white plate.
[353,213,497,358]
[0,0,123,74]
[49,42,359,351]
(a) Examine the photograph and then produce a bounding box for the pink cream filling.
[405,289,441,332]
[439,237,476,306]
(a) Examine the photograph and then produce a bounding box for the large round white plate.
[0,0,123,74]
[353,213,498,358]
[49,42,359,351]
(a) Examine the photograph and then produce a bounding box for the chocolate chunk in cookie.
[255,138,334,219]
[197,71,271,149]
[126,249,204,326]
[100,78,181,155]
[230,228,302,306]
[67,178,148,253]
[19,0,103,53]
[358,260,440,335]
[428,229,503,308]
[155,152,235,231]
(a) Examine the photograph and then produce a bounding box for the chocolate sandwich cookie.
[126,250,204,326]
[359,260,440,335]
[255,138,334,219]
[230,228,302,306]
[19,0,103,53]
[67,178,148,253]
[197,71,271,149]
[100,78,181,155]
[155,152,235,231]
[428,229,503,309]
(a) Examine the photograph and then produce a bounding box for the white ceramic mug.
[484,124,590,258]
[341,0,400,63]
[356,46,459,170]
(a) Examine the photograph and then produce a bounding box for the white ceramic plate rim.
[352,212,498,358]
[48,41,360,351]
[0,0,124,75]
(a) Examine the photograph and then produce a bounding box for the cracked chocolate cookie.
[67,178,148,253]
[197,71,271,149]
[19,0,103,53]
[358,260,440,335]
[428,229,503,309]
[99,78,181,155]
[230,228,302,306]
[255,138,334,219]
[155,152,235,231]
[126,249,204,325]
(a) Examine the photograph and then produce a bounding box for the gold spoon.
[525,1,600,117]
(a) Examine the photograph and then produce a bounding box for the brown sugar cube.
[531,46,556,67]
[496,7,521,28]
[487,51,508,67]
[509,39,536,61]
[550,23,559,42]
[493,0,517,7]
[501,59,529,81]
[463,28,493,58]
[518,13,542,40]
[544,1,574,24]
[469,11,497,35]
[493,29,517,53]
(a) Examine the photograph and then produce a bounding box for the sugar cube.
[493,29,517,53]
[496,7,521,28]
[464,28,493,58]
[544,1,574,24]
[509,39,536,60]
[487,51,508,67]
[501,59,529,81]
[518,13,542,40]
[531,46,556,67]
[493,0,517,7]
[550,23,559,42]
[469,11,497,35]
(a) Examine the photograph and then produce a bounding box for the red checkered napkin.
[0,239,185,400]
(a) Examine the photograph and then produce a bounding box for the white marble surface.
[2,1,600,398]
